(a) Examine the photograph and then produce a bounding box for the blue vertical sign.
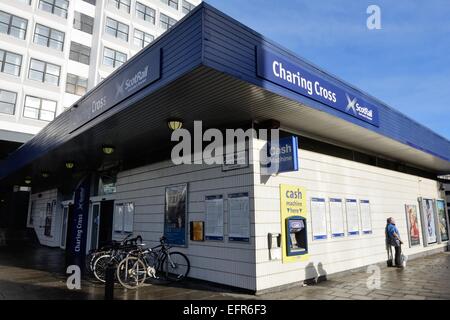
[264,136,299,174]
[67,175,91,269]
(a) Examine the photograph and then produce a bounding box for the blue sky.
[205,0,450,140]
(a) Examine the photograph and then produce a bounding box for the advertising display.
[228,193,250,242]
[436,200,449,242]
[279,184,308,263]
[205,195,224,241]
[164,184,188,246]
[420,198,437,245]
[345,199,359,236]
[405,204,421,247]
[359,200,372,234]
[329,198,345,237]
[310,198,327,240]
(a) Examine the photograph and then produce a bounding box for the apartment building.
[0,0,201,157]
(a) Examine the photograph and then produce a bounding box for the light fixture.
[102,145,115,155]
[167,118,183,131]
[65,161,74,169]
[41,171,49,178]
[24,177,32,185]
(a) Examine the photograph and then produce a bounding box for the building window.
[161,0,178,10]
[105,17,129,42]
[82,0,96,5]
[69,41,91,65]
[28,58,61,86]
[0,11,28,40]
[73,11,94,34]
[0,50,22,76]
[182,0,195,14]
[38,0,70,19]
[136,2,155,24]
[103,47,126,68]
[0,89,17,115]
[23,95,57,121]
[33,24,65,51]
[160,13,177,30]
[133,29,154,48]
[66,73,88,96]
[16,0,32,5]
[111,0,130,14]
[114,202,134,233]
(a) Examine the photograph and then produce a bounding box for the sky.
[205,0,450,140]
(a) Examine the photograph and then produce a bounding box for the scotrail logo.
[116,65,149,98]
[345,93,374,121]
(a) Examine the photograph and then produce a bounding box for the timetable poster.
[228,193,250,242]
[359,200,372,234]
[311,198,327,240]
[205,195,224,241]
[346,199,360,236]
[329,198,345,237]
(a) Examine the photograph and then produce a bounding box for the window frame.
[33,23,65,51]
[38,0,70,19]
[69,41,91,65]
[0,49,22,77]
[0,88,17,115]
[111,0,131,13]
[105,17,129,42]
[161,0,179,10]
[160,13,177,30]
[28,58,61,86]
[23,95,57,122]
[73,11,94,35]
[182,0,195,14]
[133,28,154,48]
[135,2,156,24]
[0,11,28,40]
[65,73,88,96]
[102,46,127,68]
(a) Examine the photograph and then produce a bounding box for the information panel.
[310,198,327,240]
[329,198,345,238]
[346,199,360,236]
[359,200,372,234]
[205,195,224,241]
[228,193,250,242]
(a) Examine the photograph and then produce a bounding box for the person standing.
[385,217,403,268]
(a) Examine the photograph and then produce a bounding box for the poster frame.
[404,204,421,247]
[164,183,188,247]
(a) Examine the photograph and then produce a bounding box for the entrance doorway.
[88,200,114,251]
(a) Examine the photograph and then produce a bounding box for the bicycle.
[90,234,142,283]
[116,236,190,289]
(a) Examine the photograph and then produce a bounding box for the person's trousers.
[394,245,402,266]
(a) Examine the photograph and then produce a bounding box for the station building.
[0,3,449,293]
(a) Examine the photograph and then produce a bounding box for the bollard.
[104,262,115,300]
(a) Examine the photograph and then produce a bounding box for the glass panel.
[60,206,68,247]
[41,99,56,111]
[0,101,14,114]
[25,96,40,109]
[23,106,39,119]
[40,109,55,121]
[90,204,100,250]
[0,90,17,104]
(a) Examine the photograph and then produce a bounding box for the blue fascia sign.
[70,48,162,132]
[256,47,379,127]
[264,136,299,174]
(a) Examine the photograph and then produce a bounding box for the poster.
[205,195,224,241]
[114,204,124,232]
[421,198,437,245]
[310,198,327,240]
[164,184,187,246]
[44,202,53,237]
[436,200,449,242]
[345,199,359,236]
[405,204,421,247]
[228,193,250,242]
[123,203,134,233]
[190,221,204,241]
[359,200,372,234]
[329,198,345,237]
[279,184,308,263]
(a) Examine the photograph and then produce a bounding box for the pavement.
[0,244,450,300]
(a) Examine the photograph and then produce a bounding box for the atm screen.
[287,218,307,254]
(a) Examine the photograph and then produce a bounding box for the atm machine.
[285,216,308,256]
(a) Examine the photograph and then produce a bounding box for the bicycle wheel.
[116,256,147,289]
[86,251,104,276]
[160,252,190,282]
[92,254,112,283]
